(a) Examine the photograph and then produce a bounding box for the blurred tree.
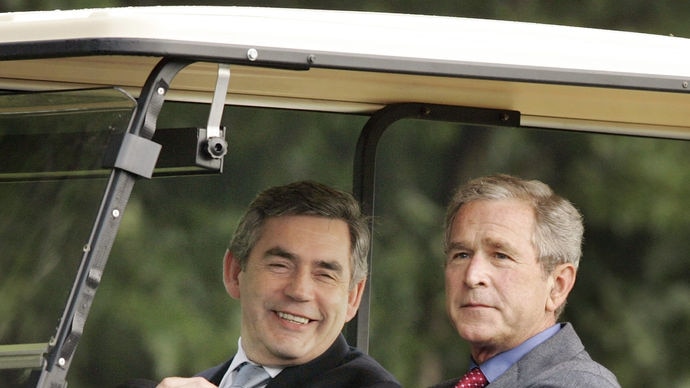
[1,2,689,388]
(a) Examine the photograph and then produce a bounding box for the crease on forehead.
[450,200,537,252]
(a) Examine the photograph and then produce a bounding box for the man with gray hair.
[432,174,619,387]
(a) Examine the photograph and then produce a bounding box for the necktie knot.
[230,362,270,388]
[454,367,488,388]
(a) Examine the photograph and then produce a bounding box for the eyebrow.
[446,241,471,253]
[483,237,519,255]
[446,238,518,255]
[265,246,296,260]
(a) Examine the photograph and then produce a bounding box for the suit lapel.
[490,323,582,387]
[199,334,349,387]
[267,334,349,387]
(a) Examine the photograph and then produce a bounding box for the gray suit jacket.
[430,323,620,388]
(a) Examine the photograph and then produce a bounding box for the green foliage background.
[1,1,689,388]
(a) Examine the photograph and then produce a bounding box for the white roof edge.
[1,6,690,79]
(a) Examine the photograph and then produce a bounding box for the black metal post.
[36,58,191,388]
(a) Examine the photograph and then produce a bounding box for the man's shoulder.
[534,356,620,387]
[499,322,620,387]
[266,336,400,388]
[337,345,401,386]
[282,344,401,388]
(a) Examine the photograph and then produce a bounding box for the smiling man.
[157,181,400,388]
[432,174,619,388]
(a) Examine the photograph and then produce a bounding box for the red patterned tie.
[454,367,488,388]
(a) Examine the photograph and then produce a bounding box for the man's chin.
[456,322,497,344]
[258,330,336,365]
[262,339,316,365]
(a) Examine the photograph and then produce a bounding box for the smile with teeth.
[277,311,311,324]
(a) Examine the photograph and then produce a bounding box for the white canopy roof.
[1,6,689,138]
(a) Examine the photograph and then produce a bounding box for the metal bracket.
[103,132,162,179]
[203,64,230,159]
[206,64,230,139]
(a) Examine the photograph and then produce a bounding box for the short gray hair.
[444,174,583,317]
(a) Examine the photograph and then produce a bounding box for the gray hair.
[229,181,370,286]
[444,174,583,316]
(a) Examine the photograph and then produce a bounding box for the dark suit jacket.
[430,323,620,388]
[197,334,401,387]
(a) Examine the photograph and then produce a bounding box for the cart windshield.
[0,88,135,382]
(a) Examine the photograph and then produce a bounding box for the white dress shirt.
[217,338,283,388]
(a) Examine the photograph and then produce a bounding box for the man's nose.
[284,269,314,301]
[464,253,489,288]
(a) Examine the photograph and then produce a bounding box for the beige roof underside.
[1,56,688,139]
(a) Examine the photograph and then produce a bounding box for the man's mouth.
[277,311,311,324]
[462,302,491,308]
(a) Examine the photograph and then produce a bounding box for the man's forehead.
[451,200,537,251]
[456,199,535,225]
[255,216,352,259]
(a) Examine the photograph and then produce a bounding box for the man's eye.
[450,252,470,260]
[316,272,338,281]
[494,252,509,260]
[267,261,290,271]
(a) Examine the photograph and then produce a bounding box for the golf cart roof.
[1,6,690,139]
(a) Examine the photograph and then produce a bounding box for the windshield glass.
[0,88,136,383]
[1,94,688,388]
[371,117,690,387]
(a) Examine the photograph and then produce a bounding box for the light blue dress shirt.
[473,323,562,383]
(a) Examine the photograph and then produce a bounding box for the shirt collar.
[228,338,284,378]
[474,323,562,382]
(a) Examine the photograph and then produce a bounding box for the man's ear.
[223,249,242,299]
[546,263,577,313]
[345,279,367,322]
